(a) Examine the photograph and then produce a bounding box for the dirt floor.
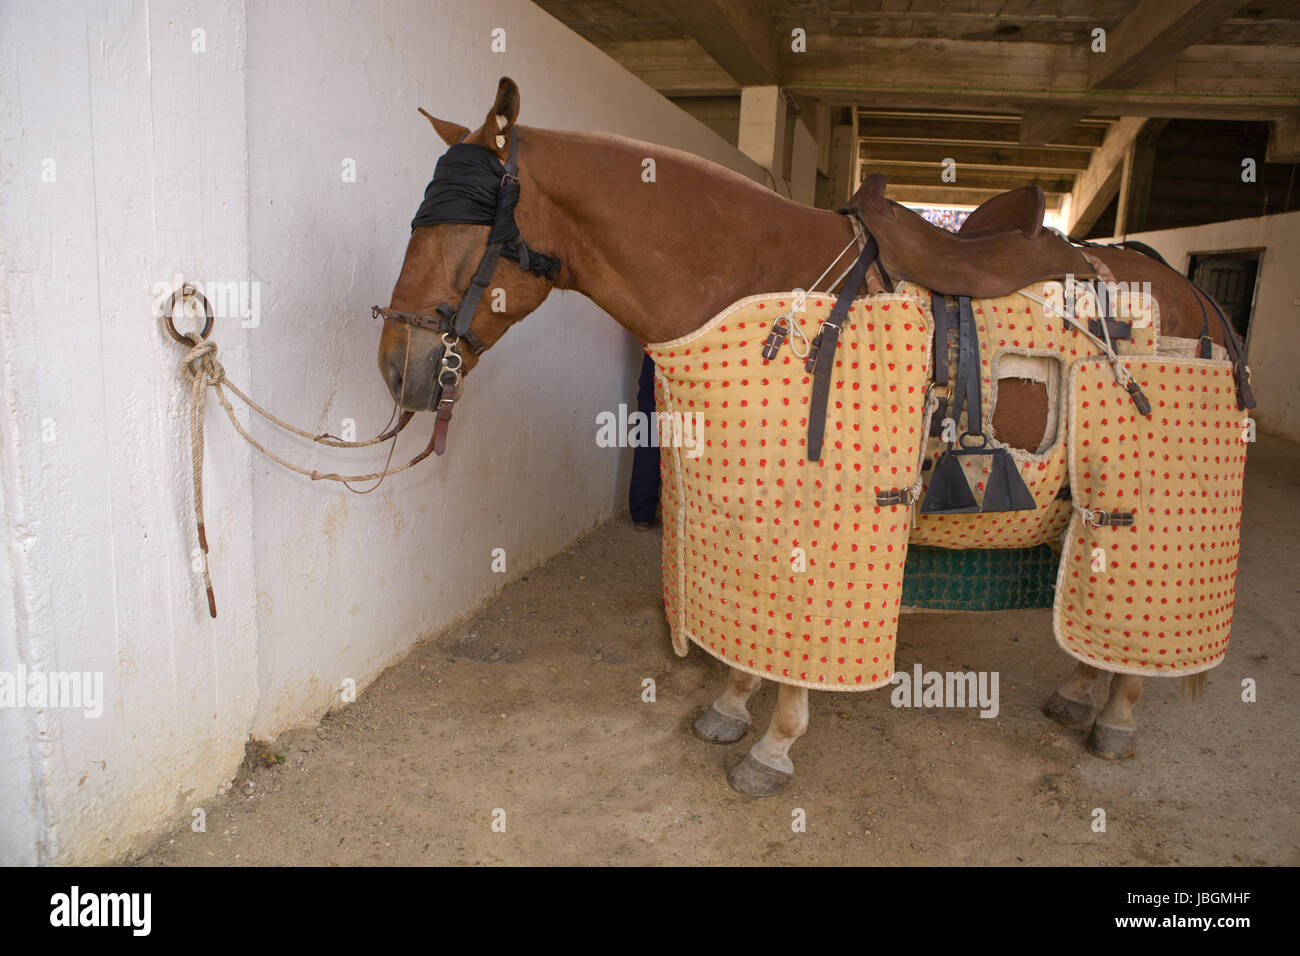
[137,435,1300,866]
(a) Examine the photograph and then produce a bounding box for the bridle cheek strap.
[449,238,508,340]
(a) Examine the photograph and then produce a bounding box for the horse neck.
[520,127,856,343]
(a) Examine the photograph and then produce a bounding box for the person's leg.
[628,353,661,526]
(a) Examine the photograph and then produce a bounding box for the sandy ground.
[137,435,1300,866]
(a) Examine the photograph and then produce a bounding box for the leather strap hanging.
[806,234,879,461]
[929,293,952,436]
[951,295,981,436]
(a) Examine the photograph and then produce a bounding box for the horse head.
[377,77,561,415]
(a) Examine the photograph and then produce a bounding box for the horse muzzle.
[382,338,445,411]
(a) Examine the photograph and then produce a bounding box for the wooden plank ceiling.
[533,0,1300,228]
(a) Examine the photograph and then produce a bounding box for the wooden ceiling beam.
[1265,115,1300,163]
[1090,0,1250,90]
[1020,0,1249,144]
[598,39,738,95]
[661,0,780,87]
[884,185,1067,209]
[1020,107,1093,149]
[861,115,1107,148]
[859,163,1076,193]
[1066,117,1168,237]
[780,39,1299,119]
[858,141,1092,172]
[602,35,1299,118]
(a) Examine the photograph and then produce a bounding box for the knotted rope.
[176,328,433,618]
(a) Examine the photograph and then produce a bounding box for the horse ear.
[418,107,469,147]
[484,77,520,154]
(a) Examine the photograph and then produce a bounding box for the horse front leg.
[692,666,762,744]
[727,682,808,797]
[1087,673,1143,760]
[1043,660,1103,728]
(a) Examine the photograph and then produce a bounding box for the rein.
[163,285,435,618]
[373,126,562,456]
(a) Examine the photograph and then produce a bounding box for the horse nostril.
[386,357,404,395]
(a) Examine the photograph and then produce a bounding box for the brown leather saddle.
[850,173,1096,298]
[800,174,1254,479]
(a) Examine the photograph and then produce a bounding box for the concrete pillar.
[827,107,860,208]
[788,120,818,205]
[738,85,787,182]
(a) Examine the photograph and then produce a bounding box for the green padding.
[901,545,1058,611]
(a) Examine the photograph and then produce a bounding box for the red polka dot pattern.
[647,291,933,690]
[1053,357,1246,675]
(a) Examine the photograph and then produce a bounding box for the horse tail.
[1181,671,1208,702]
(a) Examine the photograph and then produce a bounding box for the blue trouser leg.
[628,353,661,523]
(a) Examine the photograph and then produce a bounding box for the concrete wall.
[0,0,763,864]
[1,0,261,869]
[1122,211,1300,442]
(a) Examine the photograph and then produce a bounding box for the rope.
[177,332,435,617]
[1018,285,1130,387]
[183,337,217,618]
[908,388,940,529]
[807,229,862,295]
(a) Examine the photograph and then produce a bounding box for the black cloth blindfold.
[410,143,520,245]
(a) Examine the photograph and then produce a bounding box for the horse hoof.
[692,704,749,744]
[1042,691,1094,729]
[726,754,792,797]
[1087,722,1136,760]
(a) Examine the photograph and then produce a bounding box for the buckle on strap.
[1081,508,1135,528]
[876,487,915,508]
[1233,360,1257,410]
[803,331,823,373]
[1124,378,1152,417]
[762,315,791,361]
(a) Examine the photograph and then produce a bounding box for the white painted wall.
[1121,211,1300,442]
[0,0,763,864]
[0,0,261,868]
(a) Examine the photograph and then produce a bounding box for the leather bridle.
[372,127,561,455]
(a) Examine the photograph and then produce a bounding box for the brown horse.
[377,78,1235,796]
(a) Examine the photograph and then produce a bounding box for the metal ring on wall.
[161,283,214,344]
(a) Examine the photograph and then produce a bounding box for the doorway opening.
[1187,249,1262,344]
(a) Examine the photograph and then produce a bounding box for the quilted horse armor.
[647,244,1249,687]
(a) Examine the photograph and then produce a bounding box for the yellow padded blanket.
[910,281,1159,550]
[1054,356,1246,675]
[647,289,932,690]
